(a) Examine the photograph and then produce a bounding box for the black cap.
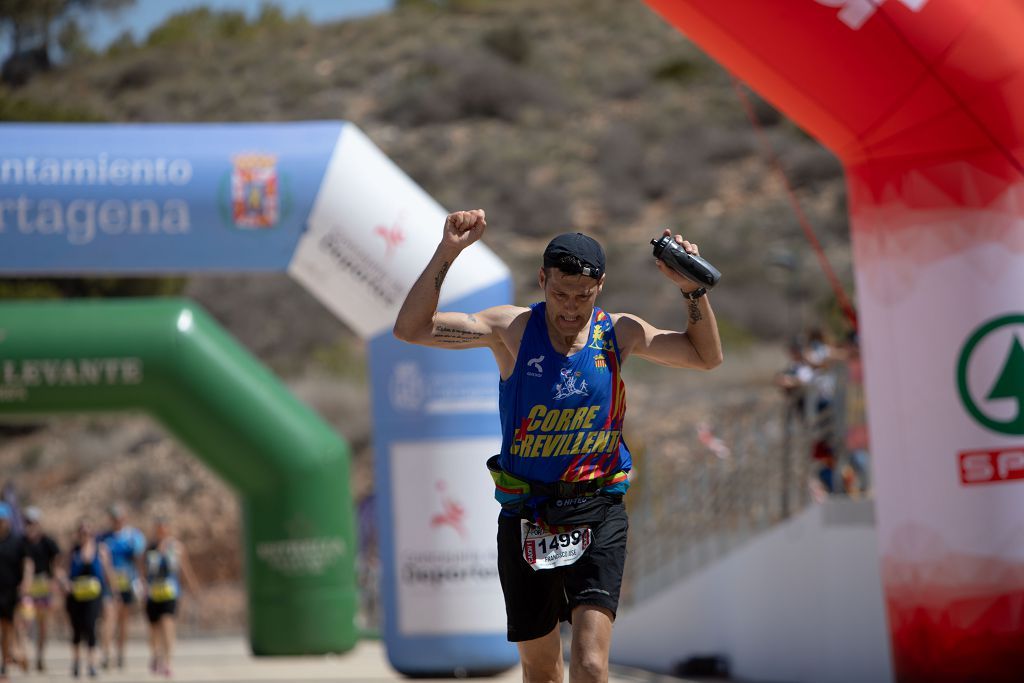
[543,233,605,280]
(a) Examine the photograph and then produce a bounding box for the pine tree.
[987,335,1024,433]
[0,0,134,84]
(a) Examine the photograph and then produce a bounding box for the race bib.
[71,576,102,601]
[520,520,591,571]
[113,571,132,592]
[148,580,178,603]
[29,575,51,599]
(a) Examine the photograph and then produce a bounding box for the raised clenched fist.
[442,209,486,251]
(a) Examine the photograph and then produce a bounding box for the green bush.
[483,23,530,64]
[378,46,562,125]
[144,7,286,48]
[105,30,137,57]
[0,94,103,122]
[0,278,187,301]
[652,56,702,83]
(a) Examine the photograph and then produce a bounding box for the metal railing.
[621,363,857,607]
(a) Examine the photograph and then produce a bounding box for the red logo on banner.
[374,219,405,257]
[524,540,536,565]
[959,447,1024,485]
[429,481,467,538]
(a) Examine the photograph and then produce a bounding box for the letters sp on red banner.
[960,448,1024,485]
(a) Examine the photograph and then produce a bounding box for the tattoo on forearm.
[433,324,485,344]
[434,262,451,292]
[688,300,703,325]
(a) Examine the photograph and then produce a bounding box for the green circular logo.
[957,314,1024,435]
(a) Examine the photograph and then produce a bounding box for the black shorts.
[0,590,17,621]
[496,497,628,642]
[118,590,136,605]
[145,599,177,624]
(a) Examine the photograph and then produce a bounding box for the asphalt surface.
[12,635,695,683]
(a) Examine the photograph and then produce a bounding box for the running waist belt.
[487,454,628,502]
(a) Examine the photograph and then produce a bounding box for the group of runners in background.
[0,502,198,680]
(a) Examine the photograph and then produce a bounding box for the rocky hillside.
[0,0,853,630]
[6,0,852,344]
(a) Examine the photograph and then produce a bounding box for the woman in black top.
[0,502,32,681]
[22,507,60,673]
[62,520,112,680]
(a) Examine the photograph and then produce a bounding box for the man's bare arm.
[615,301,723,370]
[393,210,484,343]
[399,306,522,350]
[393,209,523,353]
[613,230,723,370]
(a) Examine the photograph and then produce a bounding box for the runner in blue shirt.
[96,504,144,671]
[394,209,723,683]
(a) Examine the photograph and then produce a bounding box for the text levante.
[1,358,144,387]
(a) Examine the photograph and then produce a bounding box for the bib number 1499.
[521,521,591,571]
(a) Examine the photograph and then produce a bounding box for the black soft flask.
[650,235,722,288]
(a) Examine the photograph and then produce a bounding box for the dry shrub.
[596,122,646,221]
[112,54,174,92]
[482,23,530,65]
[778,143,843,190]
[378,46,563,125]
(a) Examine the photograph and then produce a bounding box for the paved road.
[17,635,689,682]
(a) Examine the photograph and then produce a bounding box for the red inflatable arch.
[644,1,1024,681]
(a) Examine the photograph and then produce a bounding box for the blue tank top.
[498,303,631,495]
[69,546,104,581]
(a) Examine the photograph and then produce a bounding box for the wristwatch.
[681,287,707,300]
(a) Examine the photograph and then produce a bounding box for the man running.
[22,507,60,672]
[97,503,145,670]
[0,503,33,682]
[393,210,722,683]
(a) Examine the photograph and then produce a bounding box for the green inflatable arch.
[0,298,357,655]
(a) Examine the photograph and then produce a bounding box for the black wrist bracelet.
[681,287,707,300]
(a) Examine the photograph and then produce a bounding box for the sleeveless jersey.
[145,541,181,602]
[498,303,630,500]
[69,545,103,580]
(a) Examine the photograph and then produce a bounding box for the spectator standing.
[804,327,838,414]
[775,336,836,496]
[840,332,871,496]
[775,339,815,406]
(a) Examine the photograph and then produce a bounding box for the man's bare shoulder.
[609,312,649,349]
[479,305,531,360]
[479,304,530,329]
[609,311,647,330]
